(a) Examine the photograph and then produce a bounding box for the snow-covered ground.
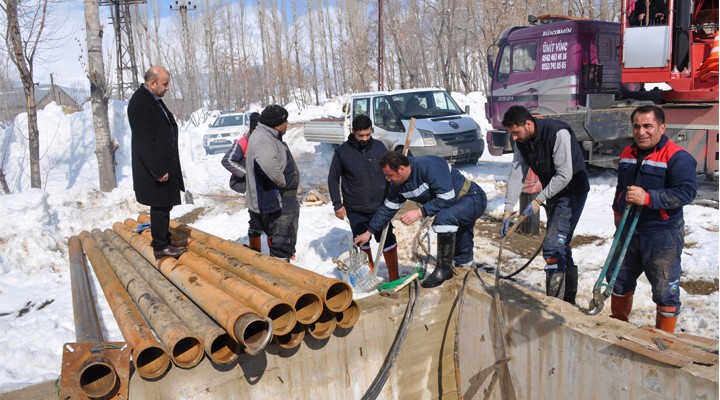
[0,93,717,393]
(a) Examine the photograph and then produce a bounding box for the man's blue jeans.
[542,191,587,272]
[608,220,683,313]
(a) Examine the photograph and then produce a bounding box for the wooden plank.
[616,326,719,367]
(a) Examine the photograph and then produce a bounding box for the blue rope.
[136,223,151,234]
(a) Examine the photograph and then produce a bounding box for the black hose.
[361,279,420,400]
[499,244,542,280]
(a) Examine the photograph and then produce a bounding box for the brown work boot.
[248,236,262,252]
[154,245,186,260]
[383,246,400,281]
[656,305,678,333]
[610,291,634,322]
[170,238,188,248]
[360,247,374,272]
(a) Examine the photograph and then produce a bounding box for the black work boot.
[563,266,578,304]
[545,270,566,299]
[422,232,455,288]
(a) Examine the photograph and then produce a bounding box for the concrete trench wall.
[2,272,716,400]
[457,273,718,400]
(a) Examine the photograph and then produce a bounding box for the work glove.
[499,211,513,238]
[521,198,543,218]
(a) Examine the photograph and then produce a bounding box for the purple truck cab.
[485,16,623,155]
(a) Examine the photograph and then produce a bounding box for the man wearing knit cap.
[245,105,300,261]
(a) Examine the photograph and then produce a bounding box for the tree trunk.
[0,168,9,194]
[317,0,331,98]
[84,0,117,192]
[307,0,320,105]
[4,0,46,189]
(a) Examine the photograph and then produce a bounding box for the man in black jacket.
[128,66,186,259]
[328,115,399,281]
[500,106,589,304]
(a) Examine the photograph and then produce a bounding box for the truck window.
[373,97,398,130]
[627,0,668,27]
[512,42,537,73]
[353,98,370,119]
[497,46,511,82]
[432,91,461,112]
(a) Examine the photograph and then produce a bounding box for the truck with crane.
[484,0,719,179]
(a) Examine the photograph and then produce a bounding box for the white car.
[203,112,252,155]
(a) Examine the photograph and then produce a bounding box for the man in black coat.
[328,115,399,281]
[128,65,186,259]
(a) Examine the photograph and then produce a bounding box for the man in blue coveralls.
[354,152,487,288]
[609,105,697,333]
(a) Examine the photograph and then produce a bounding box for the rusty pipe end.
[323,281,353,312]
[170,335,205,369]
[207,333,240,365]
[307,308,337,340]
[78,356,118,399]
[335,300,361,329]
[132,340,170,380]
[294,292,324,325]
[268,303,297,336]
[234,314,272,356]
[273,324,306,349]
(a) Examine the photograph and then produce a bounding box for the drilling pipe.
[125,220,296,336]
[78,232,170,379]
[68,236,118,398]
[139,215,352,312]
[91,229,204,369]
[103,229,239,365]
[273,324,306,350]
[185,238,323,325]
[112,223,272,355]
[335,300,361,329]
[306,308,337,340]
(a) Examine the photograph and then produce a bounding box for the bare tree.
[0,0,50,189]
[291,0,307,107]
[84,0,116,192]
[306,0,320,105]
[316,0,332,98]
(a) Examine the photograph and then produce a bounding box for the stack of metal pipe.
[135,214,361,349]
[69,213,362,385]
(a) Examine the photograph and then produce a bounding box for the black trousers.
[150,205,173,250]
[250,195,299,258]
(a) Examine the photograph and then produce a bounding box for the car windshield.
[391,91,464,119]
[211,115,243,128]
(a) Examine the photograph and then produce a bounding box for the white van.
[303,88,484,164]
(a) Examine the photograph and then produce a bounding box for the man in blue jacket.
[354,152,487,288]
[500,105,589,304]
[609,105,697,333]
[328,115,399,281]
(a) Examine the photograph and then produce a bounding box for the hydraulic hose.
[360,279,419,400]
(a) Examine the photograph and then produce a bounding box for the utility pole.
[171,0,199,114]
[377,0,385,91]
[99,0,144,100]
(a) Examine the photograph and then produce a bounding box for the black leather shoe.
[170,238,188,247]
[154,245,187,259]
